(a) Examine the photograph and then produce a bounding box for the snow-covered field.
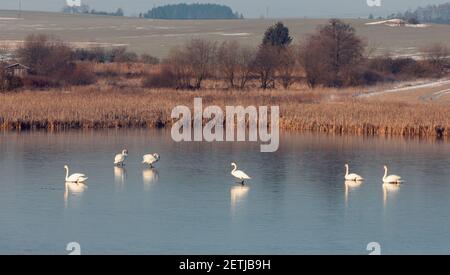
[359,79,450,103]
[365,19,429,28]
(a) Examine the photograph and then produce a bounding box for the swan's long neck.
[383,167,388,180]
[345,165,349,177]
[65,167,69,181]
[232,164,237,173]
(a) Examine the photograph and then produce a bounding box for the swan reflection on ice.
[64,182,87,207]
[143,168,159,190]
[114,167,126,185]
[344,180,363,204]
[230,185,250,210]
[383,182,400,207]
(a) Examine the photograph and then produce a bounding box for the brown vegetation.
[1,86,450,138]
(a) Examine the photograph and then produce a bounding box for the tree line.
[387,2,450,25]
[142,3,243,19]
[145,20,450,90]
[1,20,449,92]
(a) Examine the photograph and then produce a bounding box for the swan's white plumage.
[142,153,160,166]
[383,165,403,184]
[114,149,128,166]
[64,165,88,183]
[231,162,251,182]
[344,164,364,181]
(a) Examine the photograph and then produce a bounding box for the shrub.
[6,75,24,90]
[143,66,177,89]
[22,75,60,88]
[17,34,73,77]
[140,54,160,65]
[67,63,97,86]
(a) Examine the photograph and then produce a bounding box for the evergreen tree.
[262,22,292,48]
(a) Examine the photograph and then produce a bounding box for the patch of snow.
[359,79,450,98]
[0,17,19,20]
[219,33,251,36]
[366,19,429,28]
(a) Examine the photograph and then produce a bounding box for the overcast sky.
[1,0,449,18]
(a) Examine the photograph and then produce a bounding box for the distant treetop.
[262,22,292,48]
[143,3,243,20]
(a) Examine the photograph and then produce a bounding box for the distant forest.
[62,5,124,17]
[390,2,450,24]
[142,3,243,19]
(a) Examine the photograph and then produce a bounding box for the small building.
[4,63,30,78]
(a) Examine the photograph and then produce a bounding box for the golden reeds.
[1,86,450,137]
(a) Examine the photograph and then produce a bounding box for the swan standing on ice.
[383,165,403,184]
[344,164,364,181]
[231,162,251,184]
[142,153,160,168]
[114,149,128,166]
[64,165,88,183]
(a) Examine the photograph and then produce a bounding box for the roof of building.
[4,63,30,70]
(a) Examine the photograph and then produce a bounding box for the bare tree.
[185,39,217,89]
[217,41,256,89]
[253,45,280,89]
[166,46,193,89]
[235,46,256,89]
[217,41,239,88]
[298,37,326,88]
[277,45,297,89]
[299,19,365,87]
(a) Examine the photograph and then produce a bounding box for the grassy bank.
[1,86,450,137]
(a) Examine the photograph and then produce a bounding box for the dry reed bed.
[1,87,450,137]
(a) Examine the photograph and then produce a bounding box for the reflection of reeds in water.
[230,185,250,211]
[344,180,363,204]
[383,183,400,207]
[143,168,159,191]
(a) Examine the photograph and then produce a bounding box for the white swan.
[345,164,364,181]
[383,165,403,184]
[231,162,251,184]
[64,165,88,183]
[142,153,160,167]
[114,149,128,166]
